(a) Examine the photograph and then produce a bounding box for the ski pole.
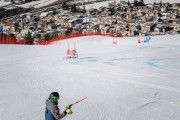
[67,97,87,108]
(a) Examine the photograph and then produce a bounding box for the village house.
[126,12,133,22]
[161,5,168,12]
[141,23,151,34]
[2,21,18,34]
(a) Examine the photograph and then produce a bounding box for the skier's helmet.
[50,92,59,101]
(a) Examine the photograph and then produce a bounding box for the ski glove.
[65,105,72,114]
[66,108,72,114]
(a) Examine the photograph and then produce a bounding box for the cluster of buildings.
[0,0,180,42]
[4,0,38,4]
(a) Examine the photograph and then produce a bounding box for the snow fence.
[0,32,122,45]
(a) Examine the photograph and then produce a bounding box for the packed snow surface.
[118,0,180,3]
[0,34,180,120]
[79,0,180,10]
[1,0,179,8]
[0,0,10,7]
[15,0,57,8]
[0,0,57,8]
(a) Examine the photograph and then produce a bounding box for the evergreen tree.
[83,2,86,10]
[160,0,162,7]
[62,1,69,10]
[153,2,157,6]
[25,31,33,44]
[140,0,145,6]
[65,28,72,35]
[128,0,131,6]
[37,34,41,40]
[44,33,52,41]
[134,0,138,6]
[10,0,14,4]
[71,4,78,13]
[9,33,15,37]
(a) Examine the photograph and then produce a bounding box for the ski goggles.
[51,96,59,100]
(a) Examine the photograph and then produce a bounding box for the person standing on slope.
[45,92,72,120]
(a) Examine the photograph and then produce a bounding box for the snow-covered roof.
[40,12,49,17]
[68,18,82,23]
[114,0,180,4]
[79,1,115,10]
[3,5,18,10]
[161,16,168,20]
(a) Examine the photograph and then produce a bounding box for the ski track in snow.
[0,35,180,120]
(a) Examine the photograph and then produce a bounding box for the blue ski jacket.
[45,98,66,120]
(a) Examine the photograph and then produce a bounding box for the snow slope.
[118,0,180,3]
[1,0,179,8]
[0,0,11,7]
[0,34,180,120]
[79,0,180,10]
[15,0,57,8]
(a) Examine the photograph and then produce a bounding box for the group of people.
[45,92,72,120]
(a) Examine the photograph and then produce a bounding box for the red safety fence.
[0,36,32,45]
[0,36,17,44]
[0,32,122,45]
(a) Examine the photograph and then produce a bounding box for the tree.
[134,0,138,6]
[65,28,73,35]
[62,1,69,10]
[9,33,15,37]
[71,4,78,13]
[10,0,14,4]
[44,33,52,41]
[51,32,58,39]
[25,31,33,44]
[37,34,41,40]
[139,0,145,6]
[160,0,162,7]
[128,0,131,6]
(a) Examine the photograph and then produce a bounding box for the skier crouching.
[45,92,72,120]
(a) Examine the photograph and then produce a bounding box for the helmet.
[50,92,59,100]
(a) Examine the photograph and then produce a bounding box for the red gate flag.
[67,50,75,55]
[138,39,141,43]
